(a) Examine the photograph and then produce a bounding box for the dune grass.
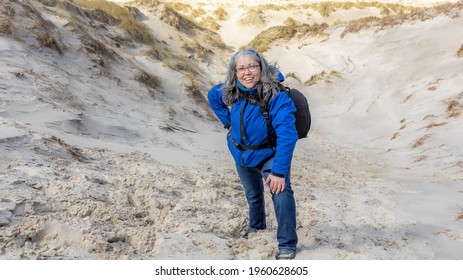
[196,7,229,31]
[0,19,14,36]
[213,7,229,21]
[410,134,431,150]
[182,38,212,61]
[71,0,155,45]
[308,1,419,18]
[199,15,220,31]
[284,72,301,83]
[457,207,463,221]
[246,18,328,53]
[339,2,459,38]
[239,8,266,26]
[447,99,462,118]
[457,44,463,57]
[136,70,161,89]
[305,70,341,86]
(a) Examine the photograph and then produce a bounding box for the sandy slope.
[1,0,462,260]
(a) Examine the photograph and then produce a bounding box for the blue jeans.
[235,158,297,251]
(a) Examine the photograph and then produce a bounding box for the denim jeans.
[235,158,297,251]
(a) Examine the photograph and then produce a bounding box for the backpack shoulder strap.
[237,94,276,149]
[232,96,274,150]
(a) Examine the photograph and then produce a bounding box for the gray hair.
[222,48,280,106]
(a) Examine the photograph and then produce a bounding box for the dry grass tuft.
[182,39,213,62]
[136,70,162,91]
[401,93,414,104]
[36,31,64,54]
[0,19,14,36]
[38,0,58,7]
[424,122,448,130]
[166,2,193,14]
[160,6,200,36]
[247,19,328,53]
[446,100,462,118]
[414,155,428,163]
[190,8,206,19]
[239,9,266,25]
[410,134,430,150]
[305,70,341,86]
[457,207,463,221]
[186,82,207,105]
[0,1,65,52]
[199,15,220,31]
[14,1,66,54]
[445,92,463,118]
[340,16,381,38]
[457,44,463,57]
[64,1,119,26]
[315,2,335,17]
[184,77,214,120]
[2,4,15,17]
[69,0,156,45]
[11,70,28,78]
[285,72,301,83]
[340,1,461,38]
[422,114,437,120]
[50,136,87,162]
[81,34,118,66]
[308,1,418,18]
[213,7,228,21]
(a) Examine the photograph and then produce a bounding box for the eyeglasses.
[236,64,260,74]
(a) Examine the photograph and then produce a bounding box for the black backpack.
[233,84,311,151]
[280,85,311,139]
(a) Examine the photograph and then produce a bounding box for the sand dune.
[1,0,462,260]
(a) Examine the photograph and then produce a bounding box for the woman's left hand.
[265,174,285,194]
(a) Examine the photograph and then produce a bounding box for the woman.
[208,48,298,260]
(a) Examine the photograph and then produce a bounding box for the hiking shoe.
[243,228,259,239]
[276,249,296,260]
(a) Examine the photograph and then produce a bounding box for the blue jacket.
[208,83,298,177]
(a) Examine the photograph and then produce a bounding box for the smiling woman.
[208,48,299,260]
[235,57,261,89]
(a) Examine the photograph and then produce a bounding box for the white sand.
[0,0,462,260]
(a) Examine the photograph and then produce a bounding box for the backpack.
[280,85,311,139]
[236,84,311,150]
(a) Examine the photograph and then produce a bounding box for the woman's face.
[235,54,261,89]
